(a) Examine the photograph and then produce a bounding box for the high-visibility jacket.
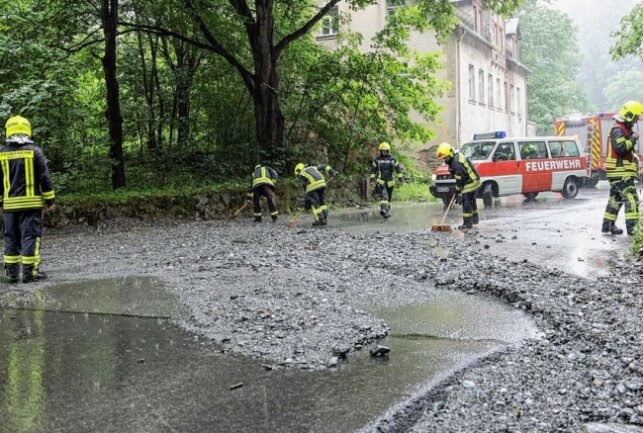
[252,165,278,189]
[0,140,55,211]
[605,120,638,180]
[370,153,403,187]
[447,152,480,194]
[298,164,335,193]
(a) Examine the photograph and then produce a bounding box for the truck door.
[489,142,521,194]
[518,140,551,192]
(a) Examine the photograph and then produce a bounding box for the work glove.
[397,175,404,184]
[331,169,339,177]
[454,193,462,205]
[246,191,253,201]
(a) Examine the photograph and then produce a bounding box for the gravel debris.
[1,216,641,432]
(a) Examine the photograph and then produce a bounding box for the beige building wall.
[316,0,530,151]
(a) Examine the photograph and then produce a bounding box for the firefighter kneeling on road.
[370,141,404,219]
[249,164,279,223]
[436,142,480,230]
[601,100,643,235]
[294,162,338,226]
[1,115,55,283]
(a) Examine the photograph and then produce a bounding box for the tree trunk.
[249,1,285,165]
[101,0,126,189]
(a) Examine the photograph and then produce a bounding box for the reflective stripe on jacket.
[370,154,403,187]
[0,142,55,211]
[252,165,278,188]
[298,166,327,193]
[605,121,638,180]
[448,152,481,194]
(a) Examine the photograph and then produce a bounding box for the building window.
[509,84,515,113]
[468,64,476,101]
[516,87,521,116]
[496,78,502,110]
[488,73,494,107]
[320,6,339,36]
[478,69,485,105]
[387,0,406,17]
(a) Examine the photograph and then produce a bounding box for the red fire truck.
[553,113,643,187]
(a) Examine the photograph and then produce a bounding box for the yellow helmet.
[378,142,391,151]
[619,100,643,122]
[5,115,31,138]
[436,142,454,159]
[294,163,305,175]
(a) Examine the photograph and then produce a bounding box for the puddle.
[34,276,187,318]
[0,278,537,433]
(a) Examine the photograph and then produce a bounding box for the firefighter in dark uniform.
[601,100,643,235]
[249,164,279,223]
[370,141,404,219]
[1,115,55,283]
[436,142,481,230]
[294,162,338,226]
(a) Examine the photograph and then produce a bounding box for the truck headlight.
[431,173,437,182]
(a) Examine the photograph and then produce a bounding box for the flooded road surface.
[334,182,630,279]
[0,278,535,433]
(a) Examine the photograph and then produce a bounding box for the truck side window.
[494,143,515,161]
[562,140,580,157]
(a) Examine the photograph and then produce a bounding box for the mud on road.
[1,216,642,432]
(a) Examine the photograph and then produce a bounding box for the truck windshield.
[459,141,496,160]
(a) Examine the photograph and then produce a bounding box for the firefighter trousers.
[253,184,278,221]
[461,191,479,227]
[373,182,394,215]
[603,178,639,234]
[3,209,44,274]
[305,188,328,223]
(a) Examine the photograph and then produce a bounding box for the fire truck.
[553,113,643,187]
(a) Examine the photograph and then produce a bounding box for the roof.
[505,18,520,38]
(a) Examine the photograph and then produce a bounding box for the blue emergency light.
[473,131,506,140]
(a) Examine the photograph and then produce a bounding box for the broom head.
[431,224,452,232]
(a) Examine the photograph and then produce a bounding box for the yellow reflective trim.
[3,255,21,264]
[42,190,55,200]
[1,159,10,196]
[25,156,34,197]
[22,256,37,265]
[0,150,35,160]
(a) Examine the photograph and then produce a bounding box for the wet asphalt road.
[0,182,633,433]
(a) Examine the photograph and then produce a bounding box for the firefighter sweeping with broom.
[294,162,338,227]
[436,142,480,230]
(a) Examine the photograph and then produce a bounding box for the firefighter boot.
[601,221,623,235]
[22,266,47,283]
[271,215,278,222]
[254,216,262,223]
[4,264,19,284]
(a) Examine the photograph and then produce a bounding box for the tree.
[124,0,524,168]
[518,2,588,133]
[611,2,643,61]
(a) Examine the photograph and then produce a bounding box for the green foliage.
[611,2,643,61]
[395,181,433,202]
[633,216,643,257]
[518,3,589,133]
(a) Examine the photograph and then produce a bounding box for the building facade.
[316,0,530,148]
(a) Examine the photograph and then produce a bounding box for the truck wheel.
[562,177,578,199]
[482,183,494,207]
[523,192,538,201]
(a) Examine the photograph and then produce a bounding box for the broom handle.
[439,193,457,225]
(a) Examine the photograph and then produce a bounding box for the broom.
[287,207,304,227]
[431,193,456,232]
[230,200,250,219]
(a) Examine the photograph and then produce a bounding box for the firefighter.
[436,142,481,229]
[294,162,338,226]
[601,100,643,235]
[249,164,279,223]
[1,115,55,283]
[370,141,404,219]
